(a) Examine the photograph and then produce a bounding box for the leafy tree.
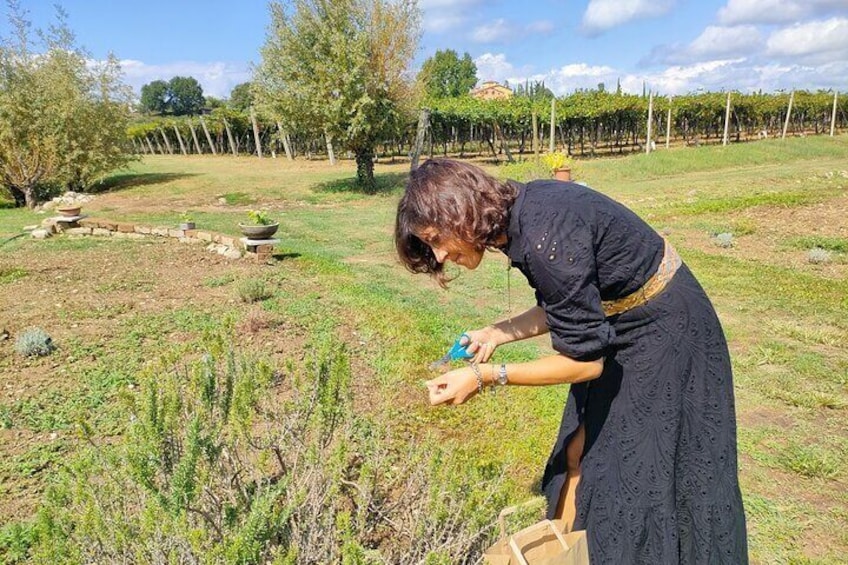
[228,81,253,111]
[514,80,554,102]
[0,1,134,208]
[139,76,204,115]
[139,79,169,114]
[254,0,420,190]
[168,76,204,116]
[417,49,477,99]
[204,95,225,110]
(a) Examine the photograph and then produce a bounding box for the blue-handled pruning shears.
[429,333,475,370]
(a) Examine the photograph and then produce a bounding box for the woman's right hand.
[461,327,499,364]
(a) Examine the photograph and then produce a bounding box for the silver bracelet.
[469,362,483,395]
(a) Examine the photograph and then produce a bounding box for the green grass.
[219,191,255,205]
[1,136,847,562]
[0,267,27,285]
[785,236,848,253]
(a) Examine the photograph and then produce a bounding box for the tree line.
[2,0,846,209]
[127,88,847,162]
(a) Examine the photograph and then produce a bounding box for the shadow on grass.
[88,172,198,194]
[272,252,302,261]
[313,171,408,195]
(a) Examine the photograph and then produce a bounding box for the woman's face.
[417,228,484,270]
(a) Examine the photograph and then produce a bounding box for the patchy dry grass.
[1,136,847,563]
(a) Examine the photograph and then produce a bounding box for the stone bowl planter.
[57,205,82,217]
[179,222,196,230]
[239,223,279,239]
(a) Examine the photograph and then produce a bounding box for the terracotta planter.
[57,205,82,217]
[553,168,572,182]
[239,222,279,239]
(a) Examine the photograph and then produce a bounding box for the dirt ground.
[673,190,848,280]
[0,236,377,522]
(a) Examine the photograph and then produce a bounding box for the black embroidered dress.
[505,180,748,564]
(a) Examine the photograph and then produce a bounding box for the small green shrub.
[731,218,757,236]
[26,342,508,563]
[238,279,272,303]
[714,232,735,248]
[246,210,273,226]
[203,273,236,288]
[776,442,839,479]
[498,159,549,182]
[14,328,56,357]
[0,405,12,429]
[807,247,831,264]
[0,521,36,564]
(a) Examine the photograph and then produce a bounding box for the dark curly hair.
[395,159,519,286]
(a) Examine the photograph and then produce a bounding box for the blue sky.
[3,0,847,99]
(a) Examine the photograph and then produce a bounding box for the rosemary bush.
[807,247,831,264]
[14,328,56,357]
[238,279,272,303]
[714,232,735,248]
[23,339,506,564]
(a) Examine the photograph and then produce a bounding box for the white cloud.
[419,0,483,33]
[766,17,848,62]
[688,25,763,57]
[623,59,746,95]
[718,0,807,25]
[119,59,251,99]
[545,63,618,93]
[473,51,844,97]
[625,57,846,95]
[582,0,677,35]
[472,19,512,43]
[718,0,848,25]
[471,19,555,43]
[646,25,763,65]
[474,53,516,82]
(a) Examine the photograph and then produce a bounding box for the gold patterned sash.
[601,239,682,317]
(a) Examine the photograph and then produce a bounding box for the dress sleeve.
[523,208,614,362]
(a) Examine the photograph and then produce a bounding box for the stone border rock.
[36,216,277,261]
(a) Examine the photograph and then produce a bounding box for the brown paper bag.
[483,501,590,565]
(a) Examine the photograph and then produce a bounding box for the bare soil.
[673,191,848,280]
[0,235,377,522]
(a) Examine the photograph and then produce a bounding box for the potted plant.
[239,210,279,239]
[541,151,573,182]
[179,211,196,231]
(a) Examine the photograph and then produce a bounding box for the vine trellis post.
[782,91,795,140]
[722,92,732,146]
[646,91,654,154]
[549,99,556,153]
[831,92,838,137]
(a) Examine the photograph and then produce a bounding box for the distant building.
[470,81,513,100]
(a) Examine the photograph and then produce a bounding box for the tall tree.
[417,49,477,99]
[140,79,169,114]
[0,1,134,208]
[254,0,420,190]
[168,76,204,116]
[229,82,253,111]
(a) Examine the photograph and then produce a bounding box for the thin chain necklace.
[506,263,513,326]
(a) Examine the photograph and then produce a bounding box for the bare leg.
[555,423,585,531]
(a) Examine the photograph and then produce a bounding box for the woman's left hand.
[425,366,481,406]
